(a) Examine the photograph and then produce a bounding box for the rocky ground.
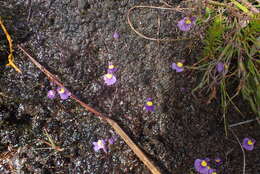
[0,0,259,173]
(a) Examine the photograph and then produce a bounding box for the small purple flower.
[103,73,117,86]
[208,168,217,174]
[107,62,117,73]
[145,98,155,111]
[108,135,118,145]
[108,130,118,145]
[242,137,256,151]
[47,90,56,99]
[171,62,184,72]
[177,17,196,31]
[216,62,224,73]
[57,87,71,100]
[93,139,107,153]
[108,138,115,145]
[214,157,222,166]
[113,32,120,39]
[194,158,210,174]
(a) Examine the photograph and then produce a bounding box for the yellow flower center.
[105,74,113,79]
[97,140,103,146]
[201,160,207,167]
[108,65,114,69]
[248,140,253,145]
[146,101,153,106]
[58,88,65,94]
[212,172,217,174]
[177,62,183,67]
[185,19,191,24]
[224,64,228,69]
[215,159,220,163]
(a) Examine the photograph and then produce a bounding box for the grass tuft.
[193,1,260,132]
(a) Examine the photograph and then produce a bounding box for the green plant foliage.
[203,14,226,58]
[194,6,260,119]
[238,16,260,116]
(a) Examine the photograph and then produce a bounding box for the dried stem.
[127,5,193,42]
[230,128,246,174]
[229,118,258,128]
[0,18,22,73]
[17,45,162,174]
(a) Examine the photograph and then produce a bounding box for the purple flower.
[214,157,222,166]
[107,62,117,73]
[171,62,184,72]
[103,73,117,86]
[208,168,217,174]
[108,135,118,145]
[216,62,224,73]
[177,17,196,31]
[57,87,71,100]
[242,137,256,151]
[145,98,155,111]
[47,90,56,99]
[93,139,107,153]
[113,32,120,39]
[194,158,210,174]
[108,138,115,145]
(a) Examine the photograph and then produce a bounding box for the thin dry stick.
[157,14,161,46]
[127,5,193,42]
[108,88,117,115]
[230,128,246,174]
[0,18,22,73]
[229,118,257,128]
[17,45,162,174]
[159,0,173,8]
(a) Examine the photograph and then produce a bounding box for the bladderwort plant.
[192,0,259,135]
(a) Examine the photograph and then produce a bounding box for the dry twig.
[230,128,246,174]
[0,18,22,73]
[127,5,193,42]
[229,118,258,128]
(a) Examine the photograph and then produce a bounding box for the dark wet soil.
[0,0,259,174]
